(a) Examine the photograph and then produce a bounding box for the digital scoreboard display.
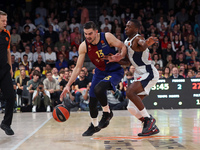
[128,78,200,109]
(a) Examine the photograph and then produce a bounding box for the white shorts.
[133,68,159,95]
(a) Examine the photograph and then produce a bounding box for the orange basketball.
[52,104,70,122]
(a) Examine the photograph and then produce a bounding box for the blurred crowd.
[0,0,200,112]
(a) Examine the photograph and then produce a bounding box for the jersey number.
[96,50,104,58]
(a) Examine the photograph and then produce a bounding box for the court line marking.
[11,116,52,150]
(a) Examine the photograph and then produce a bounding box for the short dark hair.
[84,21,97,30]
[33,70,40,76]
[23,54,28,58]
[38,81,44,86]
[46,71,52,75]
[130,19,141,29]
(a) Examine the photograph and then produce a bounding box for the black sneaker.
[82,123,101,136]
[98,111,113,129]
[0,123,14,135]
[141,115,156,134]
[138,125,160,136]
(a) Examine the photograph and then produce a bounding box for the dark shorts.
[89,68,124,97]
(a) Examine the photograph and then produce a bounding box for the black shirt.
[74,78,89,89]
[33,61,46,72]
[0,29,10,68]
[17,76,30,86]
[60,79,68,87]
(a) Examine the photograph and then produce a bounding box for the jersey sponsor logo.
[137,77,141,80]
[88,45,91,51]
[148,53,152,60]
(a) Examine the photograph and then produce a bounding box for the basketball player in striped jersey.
[105,19,160,136]
[60,21,127,136]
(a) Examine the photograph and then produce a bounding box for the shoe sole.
[138,126,160,136]
[82,128,101,136]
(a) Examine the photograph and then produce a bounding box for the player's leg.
[82,72,102,136]
[95,69,124,129]
[126,81,157,135]
[0,69,15,135]
[82,97,101,136]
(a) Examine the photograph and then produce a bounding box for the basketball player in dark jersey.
[60,21,127,136]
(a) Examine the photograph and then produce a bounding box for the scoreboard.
[128,78,200,109]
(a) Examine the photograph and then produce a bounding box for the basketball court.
[0,109,200,150]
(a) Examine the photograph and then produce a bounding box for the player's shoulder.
[3,29,11,36]
[78,41,87,53]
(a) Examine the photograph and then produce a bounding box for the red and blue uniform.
[85,32,124,97]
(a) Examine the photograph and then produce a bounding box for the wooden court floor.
[0,109,200,150]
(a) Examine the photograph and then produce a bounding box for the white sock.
[91,118,98,127]
[127,100,143,119]
[102,105,110,113]
[140,108,150,118]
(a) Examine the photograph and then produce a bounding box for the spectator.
[156,16,167,31]
[121,7,134,27]
[11,28,21,47]
[110,9,121,24]
[43,37,54,52]
[175,52,187,67]
[170,24,181,41]
[43,71,61,106]
[69,17,80,33]
[51,18,61,33]
[35,1,47,18]
[55,53,68,71]
[79,82,91,111]
[161,35,171,50]
[70,27,81,43]
[14,64,29,79]
[168,15,176,30]
[60,71,70,90]
[32,82,51,113]
[34,13,46,27]
[42,64,52,77]
[171,34,183,53]
[169,67,184,79]
[158,69,165,79]
[107,90,128,110]
[179,65,187,78]
[52,67,60,80]
[69,45,78,60]
[57,45,69,60]
[13,21,23,34]
[11,45,21,63]
[99,9,111,24]
[45,46,56,66]
[185,44,198,63]
[58,70,65,83]
[34,66,46,82]
[82,67,93,82]
[27,70,41,104]
[163,67,171,79]
[184,34,196,50]
[162,44,174,64]
[33,46,45,62]
[158,24,170,42]
[43,25,59,44]
[152,54,163,68]
[16,69,29,98]
[176,8,189,25]
[62,30,71,43]
[100,18,112,32]
[33,55,46,73]
[54,35,70,53]
[74,70,89,105]
[23,18,36,33]
[32,35,44,52]
[21,46,33,62]
[78,4,89,25]
[111,18,121,34]
[68,55,78,67]
[19,54,32,73]
[176,45,186,59]
[195,70,200,78]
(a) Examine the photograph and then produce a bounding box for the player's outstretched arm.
[136,36,158,51]
[104,32,127,62]
[60,42,86,100]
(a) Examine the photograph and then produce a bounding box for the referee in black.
[0,10,15,135]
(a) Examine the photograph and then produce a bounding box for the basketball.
[52,104,70,122]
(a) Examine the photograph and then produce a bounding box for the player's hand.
[60,85,70,101]
[103,53,123,63]
[146,37,158,47]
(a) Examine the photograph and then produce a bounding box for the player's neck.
[91,33,100,45]
[129,33,137,39]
